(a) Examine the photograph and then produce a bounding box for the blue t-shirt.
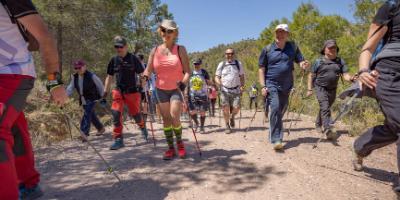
[258,42,304,92]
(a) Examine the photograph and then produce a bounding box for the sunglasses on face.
[74,66,83,70]
[225,53,234,55]
[160,27,175,34]
[114,45,124,49]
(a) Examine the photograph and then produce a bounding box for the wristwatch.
[46,72,63,92]
[356,68,370,76]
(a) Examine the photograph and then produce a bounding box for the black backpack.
[113,54,141,93]
[221,60,240,71]
[0,0,39,51]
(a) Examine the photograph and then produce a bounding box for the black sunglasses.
[225,53,234,55]
[114,45,124,49]
[160,27,175,34]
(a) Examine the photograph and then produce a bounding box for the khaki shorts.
[220,91,241,108]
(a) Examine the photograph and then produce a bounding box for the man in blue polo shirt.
[258,24,310,151]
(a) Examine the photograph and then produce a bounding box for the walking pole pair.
[178,90,202,157]
[312,90,360,149]
[61,108,122,183]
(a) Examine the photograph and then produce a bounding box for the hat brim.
[275,28,289,32]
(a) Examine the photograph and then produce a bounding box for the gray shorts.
[221,91,241,108]
[154,88,183,104]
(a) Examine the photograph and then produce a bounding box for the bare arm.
[144,48,156,78]
[18,14,59,74]
[178,46,191,84]
[342,73,353,82]
[104,75,113,95]
[259,67,266,87]
[307,73,314,91]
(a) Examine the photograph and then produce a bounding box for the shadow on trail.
[363,166,398,186]
[37,134,284,198]
[43,178,169,200]
[284,137,338,150]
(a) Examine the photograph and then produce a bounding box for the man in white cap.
[258,24,310,151]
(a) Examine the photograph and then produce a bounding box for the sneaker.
[95,128,106,136]
[325,128,337,140]
[199,126,205,134]
[315,125,322,133]
[273,141,284,151]
[19,185,44,200]
[225,124,232,134]
[140,127,149,141]
[352,151,364,171]
[110,138,125,150]
[177,141,186,159]
[230,117,235,128]
[163,148,176,160]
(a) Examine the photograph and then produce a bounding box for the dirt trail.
[35,110,398,200]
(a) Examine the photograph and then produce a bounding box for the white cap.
[275,24,290,32]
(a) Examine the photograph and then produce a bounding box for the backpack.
[221,60,241,72]
[113,54,141,93]
[0,0,39,51]
[312,57,345,88]
[370,0,400,67]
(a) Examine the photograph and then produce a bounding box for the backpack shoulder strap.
[314,58,323,75]
[234,60,240,71]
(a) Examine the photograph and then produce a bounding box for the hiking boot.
[19,184,44,200]
[273,141,284,151]
[177,141,186,159]
[110,138,125,150]
[325,127,337,140]
[163,147,176,160]
[95,128,106,136]
[225,124,232,134]
[352,150,364,171]
[140,127,149,141]
[230,117,235,128]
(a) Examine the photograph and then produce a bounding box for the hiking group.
[1,0,400,199]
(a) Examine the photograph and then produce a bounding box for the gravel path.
[35,110,398,200]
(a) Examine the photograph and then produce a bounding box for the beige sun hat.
[160,19,179,30]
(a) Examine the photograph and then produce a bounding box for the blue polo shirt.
[258,42,304,92]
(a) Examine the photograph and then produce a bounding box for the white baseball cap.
[275,24,290,32]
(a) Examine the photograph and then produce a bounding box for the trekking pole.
[61,108,122,183]
[178,90,202,157]
[218,92,222,127]
[312,91,360,149]
[246,107,258,132]
[239,93,242,129]
[144,91,156,147]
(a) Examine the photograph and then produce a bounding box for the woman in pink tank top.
[143,19,191,160]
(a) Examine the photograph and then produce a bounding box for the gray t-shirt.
[215,60,245,93]
[189,68,210,97]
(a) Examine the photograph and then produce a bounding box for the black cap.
[193,58,202,65]
[321,39,339,55]
[114,36,127,47]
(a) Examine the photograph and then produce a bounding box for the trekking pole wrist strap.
[46,72,63,92]
[356,68,370,76]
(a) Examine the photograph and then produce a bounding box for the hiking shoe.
[95,128,106,136]
[225,124,232,134]
[199,126,205,134]
[110,138,125,150]
[352,151,364,171]
[177,141,186,159]
[230,117,235,128]
[273,141,284,151]
[163,148,176,160]
[140,127,149,141]
[19,185,44,200]
[325,128,337,140]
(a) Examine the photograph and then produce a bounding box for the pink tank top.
[153,45,184,90]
